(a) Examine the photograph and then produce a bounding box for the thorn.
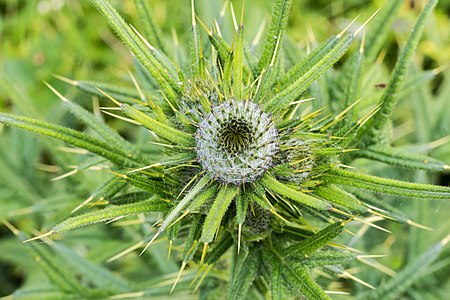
[354,8,380,36]
[128,71,146,102]
[230,2,238,31]
[442,234,450,246]
[170,261,186,294]
[340,271,375,289]
[191,0,196,27]
[219,0,229,18]
[324,291,350,295]
[252,18,266,46]
[0,218,19,235]
[200,242,208,265]
[195,15,212,35]
[127,163,161,174]
[100,110,141,125]
[357,254,387,259]
[190,264,205,286]
[96,88,122,107]
[269,33,282,67]
[238,224,242,254]
[407,219,433,231]
[168,210,190,229]
[368,208,396,221]
[23,231,55,243]
[107,241,145,262]
[140,230,161,256]
[193,264,213,293]
[357,257,396,277]
[130,24,155,50]
[432,62,450,75]
[359,30,366,53]
[52,169,78,181]
[44,81,69,102]
[337,16,359,38]
[240,0,245,27]
[52,74,79,86]
[167,240,173,261]
[354,216,391,234]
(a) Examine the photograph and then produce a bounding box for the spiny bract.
[1,0,449,299]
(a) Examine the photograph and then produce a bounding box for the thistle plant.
[1,0,449,299]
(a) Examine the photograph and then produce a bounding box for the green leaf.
[257,0,292,73]
[270,260,289,300]
[362,0,438,144]
[120,103,194,146]
[285,222,344,257]
[158,175,211,234]
[365,235,450,300]
[314,185,367,213]
[364,0,403,64]
[47,83,137,154]
[134,0,168,55]
[266,34,355,113]
[228,250,259,300]
[52,198,169,233]
[24,237,87,296]
[233,24,245,100]
[57,77,141,105]
[261,174,332,210]
[280,35,338,89]
[0,113,140,167]
[50,242,132,293]
[91,0,180,102]
[283,263,330,300]
[200,185,240,243]
[325,168,450,200]
[357,145,450,172]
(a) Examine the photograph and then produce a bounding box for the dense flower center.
[196,100,279,185]
[218,119,253,153]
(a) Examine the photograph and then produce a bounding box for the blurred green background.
[1,0,449,298]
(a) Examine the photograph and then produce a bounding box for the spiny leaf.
[134,0,168,55]
[364,235,450,300]
[24,237,87,296]
[280,35,338,89]
[228,250,259,300]
[314,185,367,213]
[52,198,169,233]
[182,215,203,263]
[56,77,141,104]
[120,103,194,146]
[266,34,355,113]
[205,232,234,265]
[294,250,357,268]
[362,0,438,144]
[261,174,332,210]
[0,113,140,167]
[47,83,137,154]
[357,145,450,172]
[50,242,132,293]
[233,23,245,100]
[257,0,292,72]
[200,185,239,243]
[158,175,211,234]
[364,0,403,63]
[91,0,180,102]
[285,222,344,257]
[325,168,450,200]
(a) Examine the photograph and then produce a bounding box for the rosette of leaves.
[1,0,449,299]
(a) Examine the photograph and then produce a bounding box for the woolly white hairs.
[196,99,279,185]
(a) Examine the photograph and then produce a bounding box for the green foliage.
[1,0,449,299]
